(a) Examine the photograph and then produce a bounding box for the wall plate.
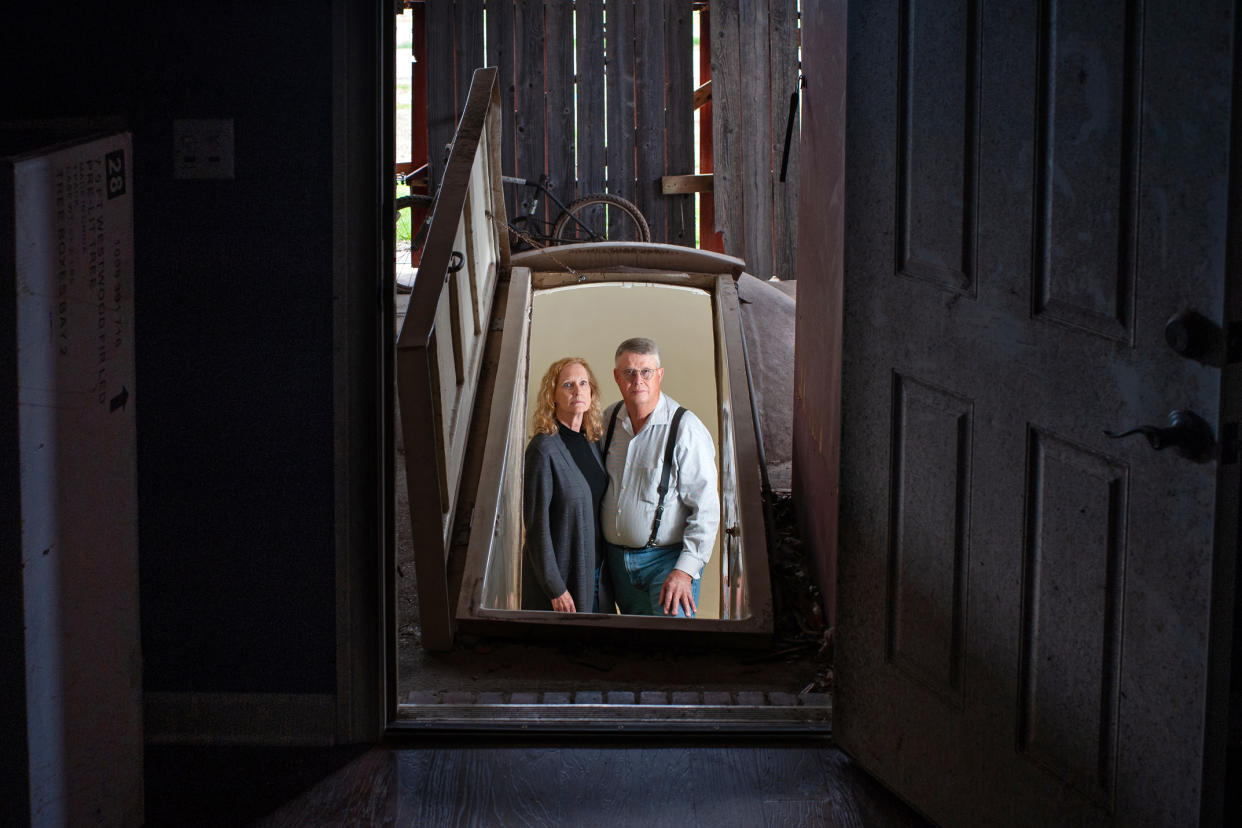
[173,118,234,180]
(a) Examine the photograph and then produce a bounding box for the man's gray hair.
[615,337,660,365]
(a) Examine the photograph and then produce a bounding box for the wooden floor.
[146,738,931,827]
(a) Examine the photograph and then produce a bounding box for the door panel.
[1034,2,1140,342]
[897,0,978,293]
[836,1,1235,825]
[1016,429,1127,810]
[886,374,972,705]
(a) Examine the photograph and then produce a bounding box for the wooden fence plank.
[634,0,667,241]
[710,0,743,259]
[770,0,800,280]
[576,0,606,199]
[486,0,518,217]
[424,2,797,264]
[426,0,457,189]
[455,2,484,124]
[740,0,773,279]
[545,0,576,216]
[576,0,607,237]
[605,0,637,239]
[514,0,546,224]
[665,0,694,246]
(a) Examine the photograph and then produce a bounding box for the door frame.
[375,11,827,737]
[329,0,390,744]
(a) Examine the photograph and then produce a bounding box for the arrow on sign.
[110,386,129,412]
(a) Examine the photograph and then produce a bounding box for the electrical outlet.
[173,118,234,180]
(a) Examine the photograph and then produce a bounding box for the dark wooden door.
[835,1,1239,825]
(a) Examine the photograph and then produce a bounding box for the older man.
[600,337,718,617]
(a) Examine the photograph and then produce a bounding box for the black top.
[521,431,614,614]
[557,421,607,512]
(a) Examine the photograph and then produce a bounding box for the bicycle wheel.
[395,193,431,291]
[394,194,425,264]
[551,193,651,244]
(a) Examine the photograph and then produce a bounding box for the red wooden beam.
[410,2,428,175]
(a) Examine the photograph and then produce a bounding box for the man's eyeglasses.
[620,367,659,381]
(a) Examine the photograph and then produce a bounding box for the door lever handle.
[1104,409,1215,462]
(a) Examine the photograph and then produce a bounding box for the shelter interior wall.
[527,283,721,618]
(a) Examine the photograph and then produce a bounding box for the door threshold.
[392,692,831,734]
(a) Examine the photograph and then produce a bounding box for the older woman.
[521,357,614,613]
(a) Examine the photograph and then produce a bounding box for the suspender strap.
[603,403,622,459]
[601,402,688,548]
[648,406,686,547]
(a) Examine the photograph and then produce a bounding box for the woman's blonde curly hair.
[531,357,604,441]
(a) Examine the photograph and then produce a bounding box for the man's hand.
[658,570,696,617]
[551,590,576,613]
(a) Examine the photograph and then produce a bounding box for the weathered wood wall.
[423,0,691,245]
[416,0,800,276]
[710,0,800,280]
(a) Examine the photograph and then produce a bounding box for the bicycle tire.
[551,193,651,244]
[395,194,431,270]
[395,193,433,213]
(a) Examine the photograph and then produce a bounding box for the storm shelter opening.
[482,281,727,619]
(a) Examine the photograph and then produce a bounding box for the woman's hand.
[551,591,576,613]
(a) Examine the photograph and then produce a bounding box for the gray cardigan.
[521,431,614,613]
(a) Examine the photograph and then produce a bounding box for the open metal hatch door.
[398,68,774,653]
[831,1,1240,826]
[396,68,508,651]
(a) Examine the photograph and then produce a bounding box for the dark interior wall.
[1,157,30,827]
[135,3,337,693]
[6,3,341,694]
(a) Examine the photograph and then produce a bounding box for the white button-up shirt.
[601,392,719,579]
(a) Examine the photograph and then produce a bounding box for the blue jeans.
[606,542,700,618]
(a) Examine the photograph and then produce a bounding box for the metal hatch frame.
[453,253,774,648]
